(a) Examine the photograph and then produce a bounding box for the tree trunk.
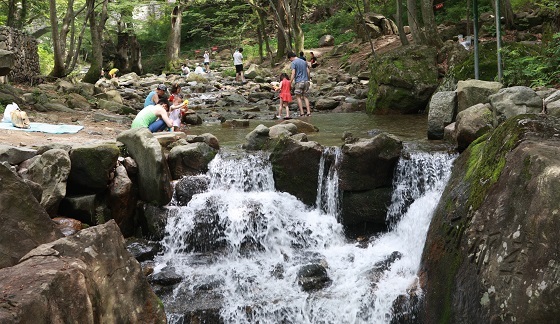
[406,0,423,44]
[49,0,66,77]
[363,0,370,13]
[395,0,409,46]
[420,0,442,47]
[271,0,291,61]
[130,35,143,75]
[82,0,108,84]
[166,4,184,70]
[290,0,305,53]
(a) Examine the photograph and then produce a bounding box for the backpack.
[10,108,30,129]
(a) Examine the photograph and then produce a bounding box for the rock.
[188,133,220,150]
[0,49,14,76]
[222,119,250,128]
[427,91,457,140]
[183,112,203,125]
[0,164,62,269]
[25,149,71,217]
[97,99,136,115]
[244,124,271,151]
[443,122,456,142]
[269,123,297,138]
[279,119,319,133]
[93,112,132,124]
[339,134,403,191]
[368,45,439,114]
[40,102,75,113]
[455,103,494,152]
[109,164,137,237]
[139,203,169,240]
[58,194,100,225]
[315,98,340,110]
[341,188,393,232]
[456,79,503,113]
[149,267,183,286]
[126,237,162,262]
[174,175,210,206]
[57,79,76,93]
[319,35,335,47]
[67,144,120,194]
[269,138,323,206]
[153,131,187,148]
[95,89,123,104]
[23,178,43,202]
[66,92,92,110]
[297,263,331,291]
[168,142,218,179]
[420,114,560,324]
[0,221,166,323]
[489,86,543,122]
[117,128,173,206]
[0,145,37,165]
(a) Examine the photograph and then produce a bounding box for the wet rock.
[126,237,162,262]
[174,175,210,206]
[297,263,331,291]
[149,267,183,285]
[52,217,83,236]
[168,142,218,179]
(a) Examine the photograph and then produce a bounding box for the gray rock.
[489,86,542,121]
[168,142,218,179]
[109,164,137,237]
[0,49,14,76]
[58,194,99,225]
[455,103,494,151]
[244,124,270,151]
[456,79,503,113]
[427,91,457,140]
[269,123,297,138]
[174,175,210,206]
[315,98,340,110]
[319,35,335,47]
[0,145,37,165]
[25,149,71,217]
[67,144,120,194]
[117,128,173,206]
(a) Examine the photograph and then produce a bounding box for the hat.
[157,84,167,91]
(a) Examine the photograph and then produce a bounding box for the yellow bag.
[10,109,30,129]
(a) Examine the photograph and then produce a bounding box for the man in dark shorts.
[233,48,245,83]
[288,51,311,116]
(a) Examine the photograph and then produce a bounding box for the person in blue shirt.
[144,84,167,107]
[288,51,311,117]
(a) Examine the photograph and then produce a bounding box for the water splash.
[315,147,342,218]
[156,150,456,323]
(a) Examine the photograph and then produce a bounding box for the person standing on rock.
[203,50,211,73]
[131,98,173,132]
[233,48,245,83]
[144,84,167,107]
[288,51,311,117]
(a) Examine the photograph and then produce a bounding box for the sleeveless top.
[131,106,158,128]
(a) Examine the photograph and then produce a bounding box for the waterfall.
[315,147,342,218]
[156,150,456,323]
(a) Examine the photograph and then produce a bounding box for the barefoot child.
[275,73,292,119]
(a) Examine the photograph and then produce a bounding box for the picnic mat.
[0,121,84,134]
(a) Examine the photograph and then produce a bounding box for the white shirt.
[233,51,243,65]
[204,53,210,63]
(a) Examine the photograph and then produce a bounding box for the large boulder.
[279,119,319,133]
[454,103,494,152]
[25,149,72,216]
[167,142,218,179]
[0,164,62,269]
[117,128,173,206]
[368,45,439,114]
[0,49,14,76]
[456,79,503,113]
[420,114,560,323]
[269,138,324,206]
[427,91,457,140]
[174,175,210,206]
[67,143,120,194]
[341,188,393,232]
[0,221,166,323]
[489,86,543,122]
[339,134,403,191]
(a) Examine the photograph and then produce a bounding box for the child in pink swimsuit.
[276,73,292,119]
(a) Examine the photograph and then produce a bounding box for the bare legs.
[296,94,310,116]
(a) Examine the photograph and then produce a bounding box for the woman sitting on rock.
[131,98,173,133]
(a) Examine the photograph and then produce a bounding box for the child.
[169,93,187,131]
[275,73,292,119]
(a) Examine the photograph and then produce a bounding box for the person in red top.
[275,73,292,119]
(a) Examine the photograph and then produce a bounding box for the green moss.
[464,116,525,210]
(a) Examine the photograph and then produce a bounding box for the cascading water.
[315,147,342,218]
[155,150,456,323]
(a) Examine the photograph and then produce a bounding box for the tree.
[420,0,442,47]
[82,0,109,83]
[166,0,187,70]
[49,0,89,77]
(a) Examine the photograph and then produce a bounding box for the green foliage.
[302,11,356,48]
[502,33,560,87]
[221,68,236,78]
[38,42,54,75]
[434,0,493,24]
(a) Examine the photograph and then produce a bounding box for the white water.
[156,150,456,323]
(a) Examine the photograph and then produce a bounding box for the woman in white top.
[203,51,210,73]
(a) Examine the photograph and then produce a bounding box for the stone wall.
[0,26,40,83]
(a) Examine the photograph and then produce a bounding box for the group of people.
[273,50,315,118]
[131,83,189,133]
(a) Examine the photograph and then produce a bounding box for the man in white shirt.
[233,48,245,83]
[203,51,210,73]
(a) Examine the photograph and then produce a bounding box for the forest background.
[0,0,559,88]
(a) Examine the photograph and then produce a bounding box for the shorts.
[294,81,310,95]
[204,62,209,66]
[235,64,243,73]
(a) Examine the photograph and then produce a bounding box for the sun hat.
[157,84,167,91]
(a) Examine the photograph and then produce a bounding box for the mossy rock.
[67,144,120,194]
[367,45,438,114]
